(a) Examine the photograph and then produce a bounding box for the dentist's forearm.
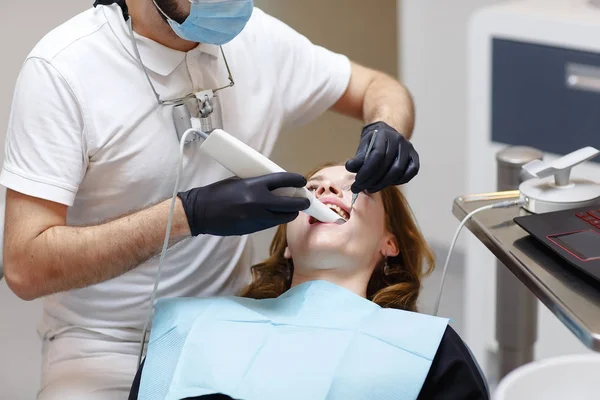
[332,62,415,138]
[6,197,191,300]
[363,72,415,138]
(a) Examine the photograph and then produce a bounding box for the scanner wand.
[350,129,378,213]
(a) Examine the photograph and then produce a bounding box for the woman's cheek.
[359,201,387,235]
[285,222,302,248]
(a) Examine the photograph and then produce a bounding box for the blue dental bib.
[139,280,449,400]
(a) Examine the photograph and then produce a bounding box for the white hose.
[137,128,199,365]
[433,199,525,316]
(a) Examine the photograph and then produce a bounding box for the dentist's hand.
[177,173,310,237]
[346,121,419,194]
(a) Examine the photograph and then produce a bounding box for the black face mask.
[93,0,129,20]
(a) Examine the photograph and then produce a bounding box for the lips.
[308,197,351,225]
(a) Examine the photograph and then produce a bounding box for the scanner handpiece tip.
[335,218,347,225]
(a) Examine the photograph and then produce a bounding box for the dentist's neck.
[290,269,372,298]
[126,0,199,52]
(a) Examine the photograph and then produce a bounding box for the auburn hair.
[239,162,435,312]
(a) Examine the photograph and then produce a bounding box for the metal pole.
[495,146,543,379]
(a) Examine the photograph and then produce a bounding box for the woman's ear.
[381,233,400,258]
[284,247,292,259]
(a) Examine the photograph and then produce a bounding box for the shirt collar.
[102,3,220,76]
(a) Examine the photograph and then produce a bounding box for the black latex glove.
[345,121,419,194]
[178,173,310,237]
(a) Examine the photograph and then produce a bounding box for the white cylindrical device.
[197,129,345,224]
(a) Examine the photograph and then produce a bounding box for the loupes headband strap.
[93,0,129,20]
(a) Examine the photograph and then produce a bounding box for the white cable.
[433,198,525,316]
[137,128,199,366]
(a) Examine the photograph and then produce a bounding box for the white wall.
[0,1,398,399]
[399,0,504,250]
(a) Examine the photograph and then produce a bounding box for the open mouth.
[309,202,350,225]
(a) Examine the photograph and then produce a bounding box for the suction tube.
[197,129,345,224]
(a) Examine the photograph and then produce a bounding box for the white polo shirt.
[1,4,351,342]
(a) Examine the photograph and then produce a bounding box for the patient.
[129,163,489,400]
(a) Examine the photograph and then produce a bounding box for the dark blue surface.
[492,38,600,160]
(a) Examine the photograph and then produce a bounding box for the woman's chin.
[291,241,356,267]
[304,232,349,250]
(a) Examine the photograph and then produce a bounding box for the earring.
[383,257,391,276]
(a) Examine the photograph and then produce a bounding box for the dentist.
[1,0,418,398]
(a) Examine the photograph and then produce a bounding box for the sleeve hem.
[287,51,353,128]
[328,53,352,109]
[0,165,77,206]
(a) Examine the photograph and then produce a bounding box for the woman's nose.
[315,181,342,198]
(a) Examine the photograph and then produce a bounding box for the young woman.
[129,163,489,400]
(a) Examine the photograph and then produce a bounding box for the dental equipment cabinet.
[464,0,600,382]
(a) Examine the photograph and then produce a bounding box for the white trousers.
[38,334,142,400]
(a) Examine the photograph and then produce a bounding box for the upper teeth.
[326,204,349,220]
